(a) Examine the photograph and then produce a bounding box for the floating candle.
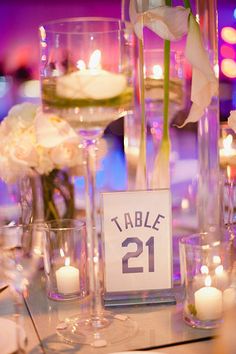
[194,275,223,321]
[56,257,80,295]
[219,134,236,167]
[56,49,127,100]
[152,64,163,79]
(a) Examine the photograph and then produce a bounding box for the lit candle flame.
[60,248,65,257]
[65,257,70,266]
[200,265,209,274]
[223,134,233,155]
[88,49,101,70]
[213,255,221,265]
[205,275,212,287]
[227,165,232,180]
[215,264,224,276]
[76,59,86,71]
[152,64,163,79]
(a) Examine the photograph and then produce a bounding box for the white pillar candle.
[56,50,127,101]
[194,276,223,321]
[56,264,80,295]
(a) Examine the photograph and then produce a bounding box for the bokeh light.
[221,26,236,44]
[220,44,235,59]
[221,58,236,78]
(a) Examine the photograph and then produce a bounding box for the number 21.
[122,237,154,274]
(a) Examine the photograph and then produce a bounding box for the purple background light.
[0,0,235,119]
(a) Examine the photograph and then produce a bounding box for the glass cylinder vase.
[196,0,221,232]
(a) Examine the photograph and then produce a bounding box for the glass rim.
[0,223,24,230]
[39,17,133,35]
[144,48,183,55]
[42,218,86,231]
[179,228,234,249]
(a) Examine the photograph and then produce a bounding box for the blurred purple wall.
[0,0,235,119]
[1,0,121,75]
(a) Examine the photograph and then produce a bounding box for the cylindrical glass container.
[179,227,235,329]
[196,0,220,231]
[43,219,88,301]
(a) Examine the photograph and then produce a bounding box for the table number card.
[102,190,172,294]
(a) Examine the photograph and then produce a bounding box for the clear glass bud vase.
[196,0,221,231]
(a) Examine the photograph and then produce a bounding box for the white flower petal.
[9,136,38,168]
[228,110,236,132]
[50,143,82,168]
[129,0,143,39]
[35,110,78,148]
[8,102,38,119]
[144,6,190,41]
[129,2,186,40]
[182,14,218,126]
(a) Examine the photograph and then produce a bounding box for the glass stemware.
[0,223,44,353]
[39,18,137,346]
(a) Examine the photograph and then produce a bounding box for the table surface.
[0,272,219,354]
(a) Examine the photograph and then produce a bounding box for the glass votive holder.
[179,227,235,329]
[43,219,88,301]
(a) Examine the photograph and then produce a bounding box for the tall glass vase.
[196,0,221,231]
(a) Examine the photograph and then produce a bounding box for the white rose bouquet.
[0,102,83,220]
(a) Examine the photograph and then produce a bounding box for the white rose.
[35,109,78,148]
[228,110,236,132]
[9,134,38,168]
[7,102,38,130]
[50,142,83,168]
[36,151,54,175]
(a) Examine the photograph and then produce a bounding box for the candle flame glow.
[223,134,233,155]
[205,275,212,287]
[60,248,65,257]
[213,255,221,265]
[88,49,101,70]
[200,265,209,274]
[152,64,163,79]
[65,257,70,266]
[215,264,224,276]
[76,59,86,71]
[227,165,232,180]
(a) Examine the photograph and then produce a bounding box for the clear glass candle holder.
[43,219,88,301]
[179,227,235,329]
[219,123,236,179]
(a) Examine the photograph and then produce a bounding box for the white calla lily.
[130,3,189,40]
[143,6,190,41]
[130,3,218,127]
[181,14,218,126]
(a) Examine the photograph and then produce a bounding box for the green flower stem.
[162,0,172,147]
[48,200,60,219]
[138,37,147,186]
[183,0,192,10]
[42,172,60,220]
[163,39,170,142]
